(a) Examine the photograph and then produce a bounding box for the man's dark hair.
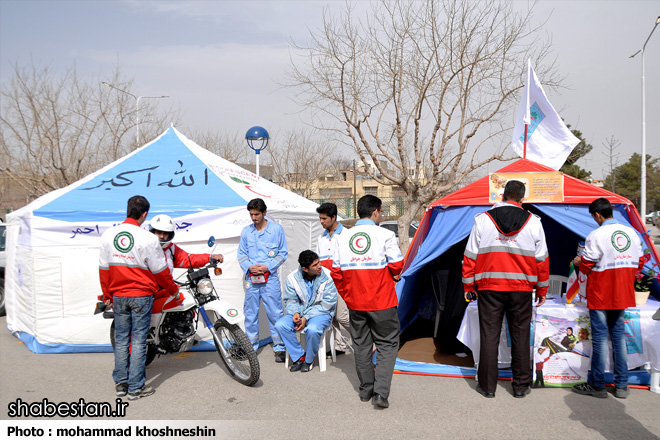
[298,249,319,269]
[127,195,150,220]
[502,180,526,202]
[566,327,573,334]
[247,198,267,213]
[316,202,338,219]
[589,197,613,219]
[357,195,382,219]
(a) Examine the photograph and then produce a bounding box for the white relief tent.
[4,127,323,353]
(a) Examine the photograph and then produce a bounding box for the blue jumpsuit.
[237,220,288,352]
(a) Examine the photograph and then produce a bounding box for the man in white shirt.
[316,202,350,355]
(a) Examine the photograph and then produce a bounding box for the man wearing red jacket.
[571,197,643,399]
[99,196,180,401]
[149,214,224,301]
[463,180,549,399]
[332,195,403,409]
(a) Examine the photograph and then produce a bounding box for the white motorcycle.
[98,236,260,386]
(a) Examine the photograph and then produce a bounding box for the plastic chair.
[284,325,336,372]
[548,275,568,299]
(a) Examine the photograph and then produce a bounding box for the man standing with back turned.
[571,197,643,399]
[332,195,403,409]
[462,180,549,399]
[99,195,181,400]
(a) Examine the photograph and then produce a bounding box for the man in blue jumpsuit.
[237,198,288,362]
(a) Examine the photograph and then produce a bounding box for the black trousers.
[349,307,400,399]
[477,290,532,394]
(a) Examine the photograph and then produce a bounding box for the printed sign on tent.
[488,172,564,203]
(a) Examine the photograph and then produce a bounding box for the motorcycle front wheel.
[110,320,158,367]
[211,319,260,386]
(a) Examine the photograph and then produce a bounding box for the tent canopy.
[5,127,323,352]
[397,159,660,338]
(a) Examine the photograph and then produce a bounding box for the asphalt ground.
[1,314,659,440]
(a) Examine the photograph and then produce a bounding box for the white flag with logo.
[511,60,580,170]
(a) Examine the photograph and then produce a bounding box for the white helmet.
[149,214,175,248]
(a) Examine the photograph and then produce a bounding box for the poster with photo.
[533,312,592,387]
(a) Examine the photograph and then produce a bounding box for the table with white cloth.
[457,295,660,392]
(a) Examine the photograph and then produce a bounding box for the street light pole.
[102,82,169,145]
[245,126,270,177]
[630,16,660,217]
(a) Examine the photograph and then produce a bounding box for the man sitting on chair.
[275,250,338,372]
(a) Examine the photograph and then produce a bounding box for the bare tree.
[0,61,180,206]
[266,129,346,199]
[287,0,559,251]
[191,130,252,163]
[602,135,620,192]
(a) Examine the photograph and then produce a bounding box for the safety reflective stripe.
[320,301,333,310]
[152,263,169,275]
[462,276,475,284]
[536,280,550,287]
[108,261,150,271]
[477,246,537,257]
[475,272,538,282]
[536,252,549,262]
[290,276,306,302]
[464,249,478,260]
[337,260,388,269]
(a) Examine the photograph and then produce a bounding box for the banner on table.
[533,312,592,387]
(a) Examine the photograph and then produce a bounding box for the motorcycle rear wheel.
[212,319,260,386]
[110,320,158,367]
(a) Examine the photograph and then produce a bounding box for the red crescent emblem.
[355,238,364,248]
[120,237,127,247]
[616,236,625,246]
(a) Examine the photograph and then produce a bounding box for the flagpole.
[523,124,528,159]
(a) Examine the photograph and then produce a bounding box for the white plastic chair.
[548,275,568,299]
[284,326,336,372]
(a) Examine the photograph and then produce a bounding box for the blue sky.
[1,0,659,179]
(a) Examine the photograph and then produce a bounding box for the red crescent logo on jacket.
[349,232,371,255]
[611,230,631,252]
[113,232,134,253]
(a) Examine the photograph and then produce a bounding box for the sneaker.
[274,352,286,363]
[115,383,128,397]
[289,356,306,372]
[572,383,607,398]
[127,386,155,401]
[300,362,314,373]
[614,386,630,399]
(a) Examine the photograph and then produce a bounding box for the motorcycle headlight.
[196,279,214,295]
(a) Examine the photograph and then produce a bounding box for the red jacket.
[99,218,178,301]
[462,202,550,295]
[579,220,643,309]
[162,243,210,273]
[331,220,404,311]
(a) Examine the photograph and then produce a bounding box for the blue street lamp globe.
[245,126,270,154]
